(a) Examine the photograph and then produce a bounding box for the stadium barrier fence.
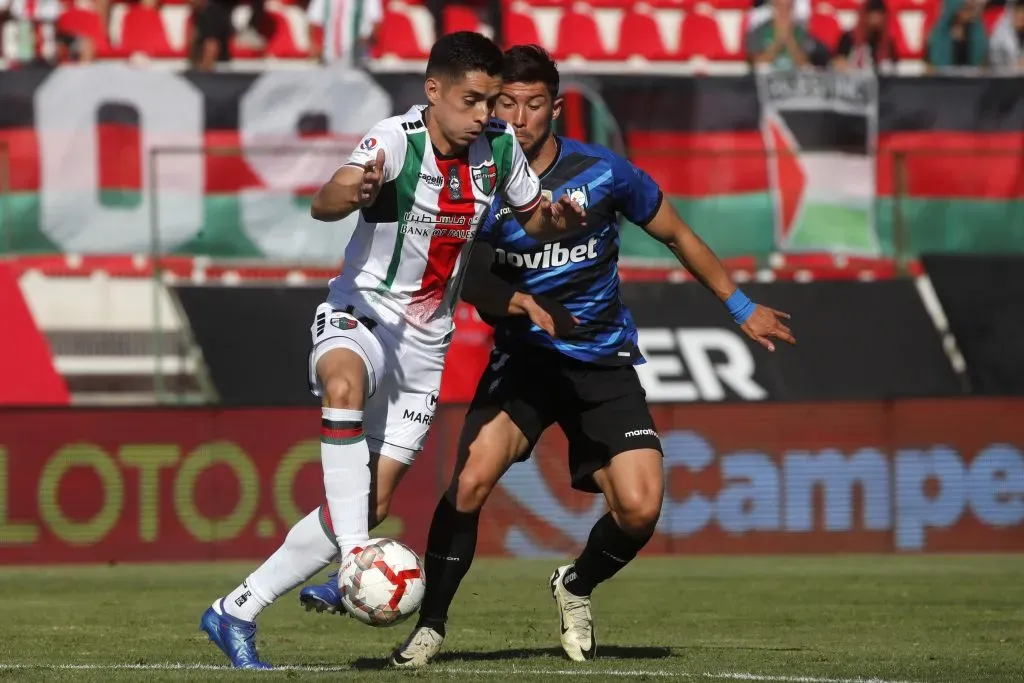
[1,400,1021,564]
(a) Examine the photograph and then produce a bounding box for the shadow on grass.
[350,645,672,670]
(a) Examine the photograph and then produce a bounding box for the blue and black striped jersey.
[477,136,663,366]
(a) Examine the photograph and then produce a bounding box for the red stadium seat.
[586,0,638,7]
[443,4,481,34]
[56,6,116,58]
[701,0,754,10]
[678,10,729,59]
[374,9,427,58]
[615,8,671,60]
[515,0,570,6]
[809,10,843,51]
[118,5,177,57]
[265,10,303,58]
[503,10,542,48]
[891,13,922,59]
[553,8,607,59]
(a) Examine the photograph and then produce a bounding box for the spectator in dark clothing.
[832,0,897,71]
[926,0,988,70]
[189,0,267,70]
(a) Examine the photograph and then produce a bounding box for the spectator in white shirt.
[989,0,1024,70]
[307,0,382,67]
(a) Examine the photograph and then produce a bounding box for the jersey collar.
[536,136,563,181]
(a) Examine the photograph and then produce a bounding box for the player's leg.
[549,369,664,662]
[391,347,551,667]
[317,344,375,556]
[199,304,384,668]
[299,453,409,613]
[304,330,446,618]
[391,410,532,666]
[201,452,408,668]
[199,505,336,669]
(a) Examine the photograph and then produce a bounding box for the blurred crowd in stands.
[0,0,1020,72]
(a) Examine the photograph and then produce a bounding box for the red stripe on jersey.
[409,156,476,320]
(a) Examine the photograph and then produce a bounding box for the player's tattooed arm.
[641,200,796,351]
[461,242,577,338]
[311,149,385,222]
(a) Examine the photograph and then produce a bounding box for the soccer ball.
[338,538,426,627]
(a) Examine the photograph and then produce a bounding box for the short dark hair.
[426,31,504,81]
[502,44,560,98]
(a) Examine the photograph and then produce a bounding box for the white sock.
[222,507,338,622]
[321,407,371,557]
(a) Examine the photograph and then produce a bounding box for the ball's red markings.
[372,559,423,609]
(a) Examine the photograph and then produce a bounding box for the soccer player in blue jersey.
[301,44,795,665]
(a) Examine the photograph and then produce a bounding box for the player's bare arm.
[310,148,386,222]
[461,242,577,338]
[641,200,796,352]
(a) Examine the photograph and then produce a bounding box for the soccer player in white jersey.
[199,31,585,670]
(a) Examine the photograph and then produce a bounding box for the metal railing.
[1,143,1021,405]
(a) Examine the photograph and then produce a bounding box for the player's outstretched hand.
[358,149,385,207]
[523,293,578,338]
[741,305,796,352]
[540,193,587,232]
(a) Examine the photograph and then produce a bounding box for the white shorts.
[308,301,445,464]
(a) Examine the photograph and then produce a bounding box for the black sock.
[416,496,480,637]
[562,513,653,597]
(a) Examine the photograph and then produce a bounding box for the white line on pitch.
[0,663,928,683]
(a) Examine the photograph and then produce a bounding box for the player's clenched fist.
[358,149,386,207]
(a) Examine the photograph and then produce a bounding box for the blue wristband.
[725,289,756,325]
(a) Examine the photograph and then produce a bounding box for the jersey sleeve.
[344,120,406,184]
[609,151,664,227]
[500,133,542,213]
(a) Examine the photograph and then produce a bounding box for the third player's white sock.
[321,407,371,557]
[222,507,338,622]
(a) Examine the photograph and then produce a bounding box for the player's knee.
[614,489,663,536]
[322,374,361,410]
[454,460,499,513]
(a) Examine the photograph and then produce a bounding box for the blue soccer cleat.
[299,570,345,615]
[199,600,272,670]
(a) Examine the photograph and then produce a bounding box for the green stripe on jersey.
[487,130,514,189]
[381,130,427,291]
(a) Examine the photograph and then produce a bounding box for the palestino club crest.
[471,162,497,196]
[329,314,358,330]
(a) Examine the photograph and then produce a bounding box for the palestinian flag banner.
[0,67,1022,264]
[756,70,880,255]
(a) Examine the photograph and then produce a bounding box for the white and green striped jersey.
[327,105,542,343]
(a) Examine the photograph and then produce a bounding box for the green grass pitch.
[0,556,1022,682]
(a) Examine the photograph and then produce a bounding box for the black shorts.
[467,343,663,493]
